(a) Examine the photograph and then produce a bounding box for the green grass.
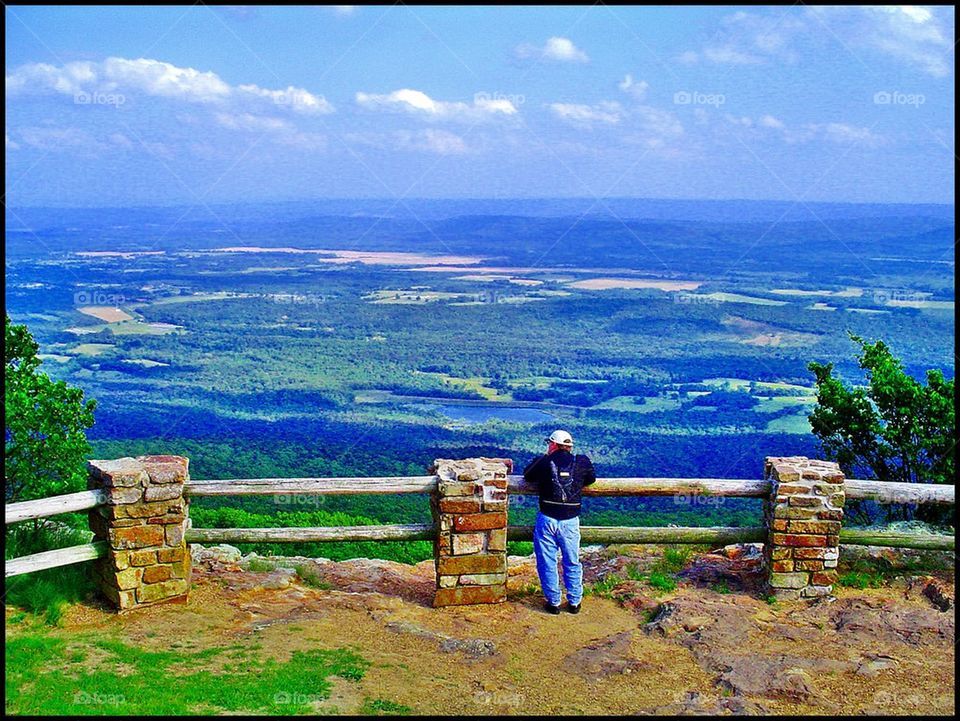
[647,571,677,594]
[584,573,625,599]
[838,571,884,589]
[5,631,369,715]
[244,557,278,573]
[294,564,335,590]
[506,541,534,556]
[359,697,412,715]
[5,522,97,625]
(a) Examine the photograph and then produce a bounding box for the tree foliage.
[808,333,954,524]
[5,316,97,503]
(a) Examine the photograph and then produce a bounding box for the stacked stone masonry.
[88,455,192,611]
[430,457,512,607]
[763,456,845,601]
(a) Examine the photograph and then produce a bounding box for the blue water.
[436,404,556,425]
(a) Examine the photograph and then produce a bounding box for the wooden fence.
[5,470,954,579]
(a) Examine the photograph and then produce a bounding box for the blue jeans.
[533,511,583,606]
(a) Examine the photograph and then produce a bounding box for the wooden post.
[763,456,845,600]
[430,458,512,607]
[87,456,191,611]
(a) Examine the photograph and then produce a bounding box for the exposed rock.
[855,654,899,677]
[191,543,242,564]
[922,578,953,612]
[384,619,496,658]
[643,690,769,715]
[561,630,651,681]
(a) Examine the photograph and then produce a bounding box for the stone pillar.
[430,457,511,607]
[763,456,845,600]
[87,455,191,611]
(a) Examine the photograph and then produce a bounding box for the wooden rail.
[840,529,954,551]
[508,525,766,545]
[5,541,107,578]
[185,523,435,544]
[184,476,436,497]
[5,489,107,525]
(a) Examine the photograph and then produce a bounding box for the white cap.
[546,429,573,447]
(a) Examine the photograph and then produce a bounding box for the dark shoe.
[567,602,581,614]
[543,601,561,615]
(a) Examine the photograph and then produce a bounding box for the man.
[523,429,596,614]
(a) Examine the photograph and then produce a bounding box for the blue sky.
[5,4,955,206]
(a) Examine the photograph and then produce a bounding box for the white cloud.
[215,112,291,132]
[549,101,623,125]
[346,128,470,155]
[515,36,589,63]
[355,88,517,120]
[5,57,333,113]
[329,6,356,16]
[6,132,19,149]
[723,112,885,147]
[679,7,954,76]
[618,74,649,101]
[398,128,469,155]
[758,114,784,129]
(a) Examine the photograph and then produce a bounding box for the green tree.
[808,333,954,525]
[5,315,97,503]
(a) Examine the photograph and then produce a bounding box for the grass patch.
[244,557,277,573]
[507,541,534,556]
[295,564,335,590]
[359,697,412,715]
[838,571,884,589]
[647,571,677,594]
[5,522,96,625]
[5,631,369,715]
[584,573,625,599]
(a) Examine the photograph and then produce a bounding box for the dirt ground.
[12,544,956,715]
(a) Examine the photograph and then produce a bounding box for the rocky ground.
[37,544,957,715]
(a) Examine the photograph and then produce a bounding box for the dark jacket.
[523,449,596,520]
